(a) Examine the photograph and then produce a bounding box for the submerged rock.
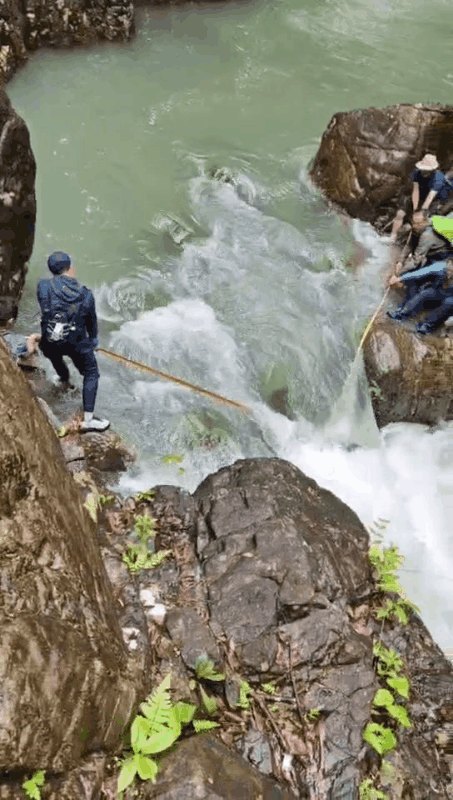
[363,319,453,427]
[309,103,453,232]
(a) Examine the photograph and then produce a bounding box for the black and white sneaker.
[80,416,110,432]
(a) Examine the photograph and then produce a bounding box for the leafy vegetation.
[362,537,415,798]
[123,514,171,574]
[195,656,225,682]
[135,489,155,503]
[305,707,321,722]
[22,770,45,800]
[261,682,276,695]
[359,777,389,800]
[118,674,197,795]
[369,542,420,624]
[237,680,252,711]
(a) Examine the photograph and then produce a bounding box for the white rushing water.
[8,0,453,652]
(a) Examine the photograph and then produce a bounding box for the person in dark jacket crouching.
[388,259,453,335]
[37,251,109,431]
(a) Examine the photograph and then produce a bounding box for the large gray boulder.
[309,104,453,231]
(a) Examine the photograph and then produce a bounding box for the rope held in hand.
[97,347,252,414]
[357,286,391,353]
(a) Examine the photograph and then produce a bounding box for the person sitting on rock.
[394,211,453,275]
[387,258,453,335]
[390,153,453,243]
[37,251,110,431]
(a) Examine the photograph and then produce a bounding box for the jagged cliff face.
[0,0,135,84]
[0,340,138,773]
[0,87,35,325]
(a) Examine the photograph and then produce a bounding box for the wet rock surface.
[363,318,453,427]
[0,89,36,324]
[2,356,453,798]
[310,103,453,231]
[0,0,134,84]
[0,340,139,775]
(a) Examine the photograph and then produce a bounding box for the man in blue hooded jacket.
[37,251,109,431]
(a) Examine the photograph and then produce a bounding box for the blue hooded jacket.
[37,274,98,345]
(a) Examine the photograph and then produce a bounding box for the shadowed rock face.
[363,319,453,427]
[309,104,453,231]
[0,339,138,773]
[0,0,135,83]
[0,89,36,325]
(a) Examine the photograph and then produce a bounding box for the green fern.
[22,770,45,800]
[195,656,225,682]
[199,685,217,716]
[193,719,220,733]
[135,489,155,503]
[134,515,156,544]
[359,778,389,800]
[261,682,276,695]
[118,674,195,795]
[237,680,252,710]
[123,547,171,574]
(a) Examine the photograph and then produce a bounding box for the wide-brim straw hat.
[415,153,439,171]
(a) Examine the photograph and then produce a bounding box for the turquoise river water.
[8,0,453,651]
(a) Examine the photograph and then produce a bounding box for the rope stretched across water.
[357,285,391,354]
[97,347,253,415]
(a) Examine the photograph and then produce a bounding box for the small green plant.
[118,674,196,795]
[261,682,276,695]
[98,494,115,507]
[194,656,225,682]
[369,543,420,625]
[193,719,219,733]
[237,680,252,711]
[363,722,397,756]
[135,489,155,503]
[57,425,67,438]
[373,643,409,698]
[123,547,171,573]
[372,689,411,728]
[359,777,389,800]
[123,515,171,573]
[22,770,45,800]
[199,684,218,716]
[305,707,321,722]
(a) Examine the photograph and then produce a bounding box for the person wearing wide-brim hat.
[411,153,452,216]
[390,153,453,243]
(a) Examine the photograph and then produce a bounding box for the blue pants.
[39,338,100,412]
[398,287,453,331]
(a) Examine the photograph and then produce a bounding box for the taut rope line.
[97,347,253,415]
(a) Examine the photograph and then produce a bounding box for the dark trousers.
[399,287,453,331]
[39,339,100,412]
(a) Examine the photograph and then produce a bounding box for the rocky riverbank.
[310,102,453,428]
[1,340,453,798]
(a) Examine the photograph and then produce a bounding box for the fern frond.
[193,719,220,733]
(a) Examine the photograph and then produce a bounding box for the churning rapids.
[8,0,453,652]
